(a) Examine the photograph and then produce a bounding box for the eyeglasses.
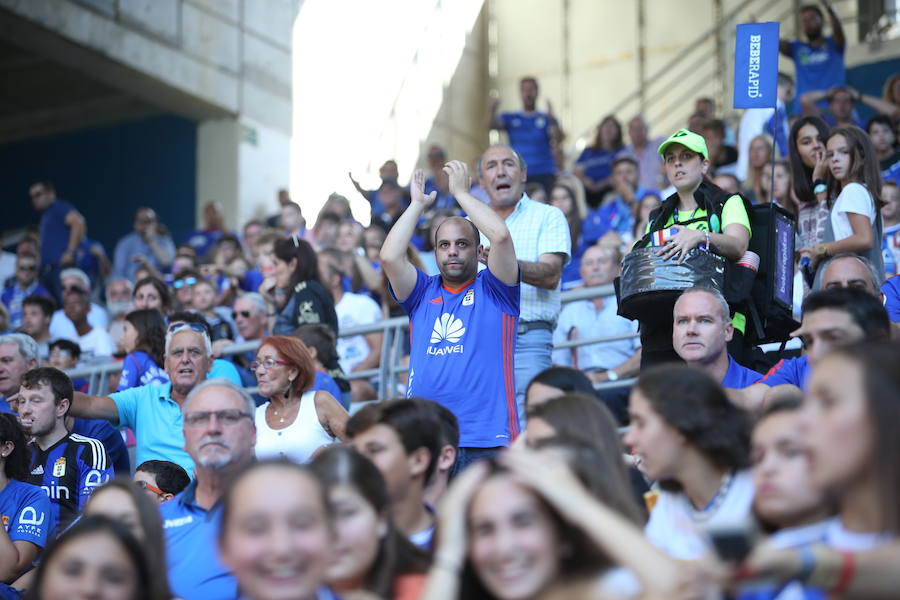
[250,358,289,371]
[232,310,252,320]
[173,277,197,289]
[183,409,252,428]
[135,480,166,497]
[167,322,208,337]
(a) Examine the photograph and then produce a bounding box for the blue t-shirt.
[312,370,344,409]
[500,111,556,176]
[71,418,131,476]
[119,351,169,391]
[161,481,236,600]
[582,196,636,245]
[759,355,812,391]
[575,147,620,183]
[39,199,76,266]
[27,434,113,531]
[0,479,51,550]
[392,268,520,447]
[182,229,224,260]
[112,383,194,475]
[0,281,51,329]
[721,355,763,389]
[883,276,900,323]
[788,38,845,112]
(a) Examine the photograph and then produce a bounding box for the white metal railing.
[66,283,638,398]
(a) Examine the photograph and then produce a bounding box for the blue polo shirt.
[721,355,763,389]
[111,383,193,476]
[759,355,812,391]
[161,481,236,600]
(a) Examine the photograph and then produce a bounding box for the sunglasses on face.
[232,310,252,320]
[17,265,37,272]
[173,277,197,289]
[61,284,86,293]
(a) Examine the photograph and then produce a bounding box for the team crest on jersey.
[52,457,66,478]
[462,289,474,306]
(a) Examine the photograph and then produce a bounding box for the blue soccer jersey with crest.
[27,434,112,532]
[393,267,520,447]
[0,479,51,550]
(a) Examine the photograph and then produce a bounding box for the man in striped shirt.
[18,367,112,532]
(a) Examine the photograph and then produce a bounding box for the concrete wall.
[0,0,300,230]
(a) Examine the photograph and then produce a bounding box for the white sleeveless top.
[255,389,335,463]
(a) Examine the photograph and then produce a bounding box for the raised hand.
[442,160,471,199]
[410,169,437,208]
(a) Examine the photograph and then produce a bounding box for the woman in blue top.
[575,115,625,207]
[0,413,52,584]
[118,309,168,391]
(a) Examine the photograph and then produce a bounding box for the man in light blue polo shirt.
[672,287,762,390]
[68,323,217,475]
[161,378,256,600]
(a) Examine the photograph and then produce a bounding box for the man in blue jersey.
[161,378,256,600]
[28,180,86,302]
[67,322,217,475]
[18,367,112,532]
[734,288,889,413]
[672,288,762,389]
[488,76,560,194]
[381,160,520,468]
[780,2,846,114]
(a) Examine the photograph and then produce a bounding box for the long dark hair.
[457,461,609,599]
[825,126,884,209]
[85,478,172,600]
[634,364,751,491]
[310,446,430,597]
[527,394,644,524]
[273,236,322,291]
[827,342,900,534]
[0,414,29,481]
[788,116,830,207]
[125,309,167,367]
[26,515,157,600]
[592,114,624,151]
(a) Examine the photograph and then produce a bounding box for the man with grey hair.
[480,143,571,426]
[49,267,108,341]
[0,333,39,413]
[66,322,215,474]
[672,287,762,389]
[161,378,254,600]
[623,115,665,190]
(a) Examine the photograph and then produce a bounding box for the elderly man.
[161,379,255,600]
[815,253,881,295]
[553,244,640,384]
[113,207,176,282]
[672,288,762,389]
[480,144,570,425]
[67,322,216,474]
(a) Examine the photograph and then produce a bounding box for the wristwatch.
[606,369,619,381]
[816,243,829,258]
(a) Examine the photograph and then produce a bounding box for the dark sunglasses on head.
[232,310,252,320]
[173,277,197,289]
[167,321,207,334]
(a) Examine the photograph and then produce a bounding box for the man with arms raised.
[380,161,520,469]
[672,287,762,389]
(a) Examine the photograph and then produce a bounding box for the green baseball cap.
[657,128,708,159]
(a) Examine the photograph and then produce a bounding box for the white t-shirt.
[50,304,110,341]
[335,292,382,373]
[644,470,755,560]
[825,517,892,552]
[77,326,115,360]
[831,182,876,242]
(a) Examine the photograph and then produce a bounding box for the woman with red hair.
[253,335,349,463]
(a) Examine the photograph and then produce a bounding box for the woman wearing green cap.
[632,128,752,367]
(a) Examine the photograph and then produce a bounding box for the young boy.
[346,398,441,549]
[48,339,89,393]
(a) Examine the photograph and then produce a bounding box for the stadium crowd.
[0,3,899,599]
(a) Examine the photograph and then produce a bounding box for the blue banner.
[733,22,780,109]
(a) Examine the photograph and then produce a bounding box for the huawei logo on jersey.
[430,313,466,343]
